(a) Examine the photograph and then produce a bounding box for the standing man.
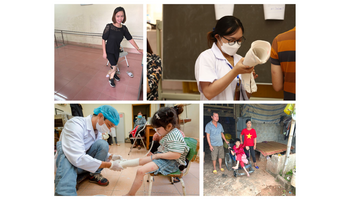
[270,27,296,100]
[205,112,229,174]
[55,105,124,196]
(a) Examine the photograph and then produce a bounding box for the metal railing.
[54,29,143,47]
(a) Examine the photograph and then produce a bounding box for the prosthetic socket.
[242,40,271,93]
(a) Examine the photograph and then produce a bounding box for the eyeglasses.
[222,36,246,46]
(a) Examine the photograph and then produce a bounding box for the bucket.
[223,134,232,149]
[284,104,294,115]
[291,169,296,187]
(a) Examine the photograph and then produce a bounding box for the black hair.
[207,15,244,47]
[212,111,218,116]
[112,7,126,23]
[246,119,251,124]
[151,105,184,129]
[234,138,240,145]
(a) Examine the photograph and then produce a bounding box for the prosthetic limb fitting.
[119,158,140,168]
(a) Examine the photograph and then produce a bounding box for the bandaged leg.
[119,158,140,168]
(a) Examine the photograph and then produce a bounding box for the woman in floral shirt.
[147,40,162,100]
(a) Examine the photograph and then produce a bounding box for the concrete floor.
[203,149,282,196]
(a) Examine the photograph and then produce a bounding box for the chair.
[128,123,147,155]
[224,144,255,177]
[106,45,130,76]
[147,137,199,196]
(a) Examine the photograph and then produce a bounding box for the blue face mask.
[137,115,142,118]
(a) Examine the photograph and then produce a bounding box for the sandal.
[255,166,259,169]
[127,71,134,78]
[220,168,224,172]
[173,177,180,183]
[213,170,217,174]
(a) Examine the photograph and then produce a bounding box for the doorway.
[132,104,151,128]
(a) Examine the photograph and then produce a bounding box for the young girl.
[230,138,250,177]
[195,16,257,100]
[102,7,143,88]
[118,107,189,196]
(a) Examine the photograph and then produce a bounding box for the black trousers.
[244,146,256,163]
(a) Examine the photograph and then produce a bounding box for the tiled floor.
[76,143,200,196]
[54,45,143,101]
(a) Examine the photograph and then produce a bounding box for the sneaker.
[89,173,109,186]
[109,78,115,87]
[114,73,120,82]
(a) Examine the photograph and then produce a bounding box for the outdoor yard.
[203,150,295,196]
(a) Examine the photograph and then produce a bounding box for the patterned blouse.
[158,128,189,166]
[147,53,162,100]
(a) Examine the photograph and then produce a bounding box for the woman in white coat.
[54,105,124,196]
[195,16,257,100]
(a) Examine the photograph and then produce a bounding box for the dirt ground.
[203,149,295,196]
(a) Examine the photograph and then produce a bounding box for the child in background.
[120,106,189,196]
[229,138,250,177]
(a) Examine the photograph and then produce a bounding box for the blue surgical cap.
[93,105,119,126]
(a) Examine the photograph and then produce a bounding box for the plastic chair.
[147,137,199,196]
[128,123,147,155]
[106,46,130,76]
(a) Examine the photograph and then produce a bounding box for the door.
[116,112,125,143]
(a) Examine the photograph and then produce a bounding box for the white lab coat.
[195,43,249,100]
[54,115,110,173]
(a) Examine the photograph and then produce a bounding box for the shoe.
[109,78,115,87]
[89,173,109,186]
[213,170,217,174]
[114,73,120,82]
[220,168,224,172]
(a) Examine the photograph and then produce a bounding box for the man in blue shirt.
[205,112,229,174]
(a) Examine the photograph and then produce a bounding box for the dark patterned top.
[102,23,132,54]
[147,53,162,100]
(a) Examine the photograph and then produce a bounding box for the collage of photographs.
[54,4,296,197]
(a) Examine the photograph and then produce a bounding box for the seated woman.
[229,138,250,177]
[129,111,147,150]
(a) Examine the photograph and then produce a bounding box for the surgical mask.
[220,38,241,56]
[96,121,110,133]
[137,115,142,118]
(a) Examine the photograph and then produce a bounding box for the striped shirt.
[270,27,296,99]
[158,128,189,166]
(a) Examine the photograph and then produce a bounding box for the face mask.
[96,120,110,133]
[137,115,142,119]
[220,37,241,56]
